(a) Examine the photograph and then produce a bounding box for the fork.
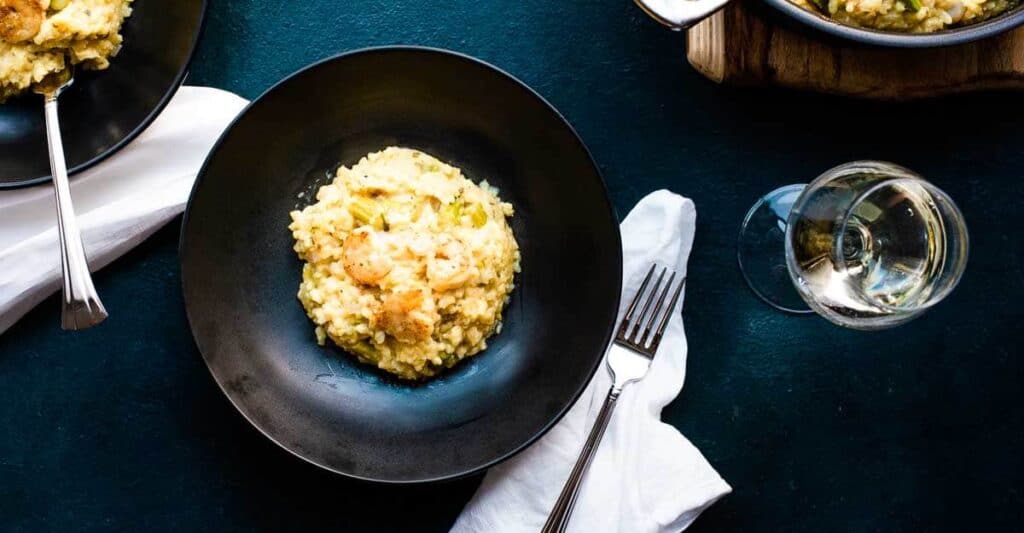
[34,63,108,330]
[541,264,686,533]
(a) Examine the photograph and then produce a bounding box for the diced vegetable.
[440,200,462,226]
[467,203,488,228]
[805,0,920,18]
[348,197,377,224]
[50,0,70,10]
[348,197,384,230]
[440,200,487,228]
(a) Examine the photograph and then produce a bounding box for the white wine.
[785,163,968,329]
[738,161,967,328]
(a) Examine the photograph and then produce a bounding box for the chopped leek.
[349,197,384,230]
[440,200,463,226]
[441,200,487,227]
[467,203,488,228]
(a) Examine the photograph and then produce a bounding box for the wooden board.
[686,2,1024,99]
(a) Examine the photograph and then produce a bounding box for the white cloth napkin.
[0,86,248,333]
[453,191,731,533]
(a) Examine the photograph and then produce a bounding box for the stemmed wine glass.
[738,161,968,330]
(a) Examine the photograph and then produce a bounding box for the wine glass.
[737,161,968,330]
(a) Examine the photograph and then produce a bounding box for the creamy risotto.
[289,147,521,380]
[794,0,1017,32]
[0,0,133,101]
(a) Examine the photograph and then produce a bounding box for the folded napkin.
[453,191,731,533]
[0,86,248,334]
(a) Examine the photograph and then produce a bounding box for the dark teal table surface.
[2,1,1023,531]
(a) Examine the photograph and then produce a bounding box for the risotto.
[793,0,1017,32]
[289,147,521,380]
[0,0,133,101]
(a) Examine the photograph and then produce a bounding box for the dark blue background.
[2,1,1022,531]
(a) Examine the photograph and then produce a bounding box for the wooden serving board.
[686,2,1024,99]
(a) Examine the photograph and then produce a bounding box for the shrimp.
[427,237,475,291]
[341,228,393,285]
[375,290,436,343]
[0,0,44,43]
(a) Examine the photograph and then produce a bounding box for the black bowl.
[180,47,623,483]
[764,0,1024,48]
[0,0,207,188]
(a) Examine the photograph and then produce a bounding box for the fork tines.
[615,264,686,356]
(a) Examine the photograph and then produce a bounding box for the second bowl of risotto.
[790,0,1019,33]
[770,0,1024,46]
[0,0,206,188]
[636,0,1024,47]
[180,47,622,482]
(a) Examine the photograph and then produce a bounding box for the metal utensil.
[33,65,108,330]
[542,264,686,533]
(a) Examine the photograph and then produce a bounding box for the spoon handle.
[43,95,108,330]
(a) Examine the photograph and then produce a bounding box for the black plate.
[180,47,623,483]
[763,0,1024,48]
[0,0,207,188]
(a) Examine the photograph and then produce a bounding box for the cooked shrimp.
[427,237,475,291]
[341,228,393,285]
[375,290,436,343]
[0,0,44,43]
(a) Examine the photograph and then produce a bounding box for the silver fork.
[34,64,108,330]
[542,264,686,533]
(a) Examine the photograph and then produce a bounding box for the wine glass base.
[737,184,814,314]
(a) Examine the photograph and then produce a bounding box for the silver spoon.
[33,65,108,330]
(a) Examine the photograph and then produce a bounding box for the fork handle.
[542,385,622,533]
[44,96,108,330]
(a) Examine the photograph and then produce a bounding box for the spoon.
[33,64,108,330]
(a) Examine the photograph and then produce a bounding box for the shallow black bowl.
[0,0,207,188]
[180,47,623,483]
[764,0,1024,48]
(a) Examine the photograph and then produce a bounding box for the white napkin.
[453,191,731,533]
[0,86,248,333]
